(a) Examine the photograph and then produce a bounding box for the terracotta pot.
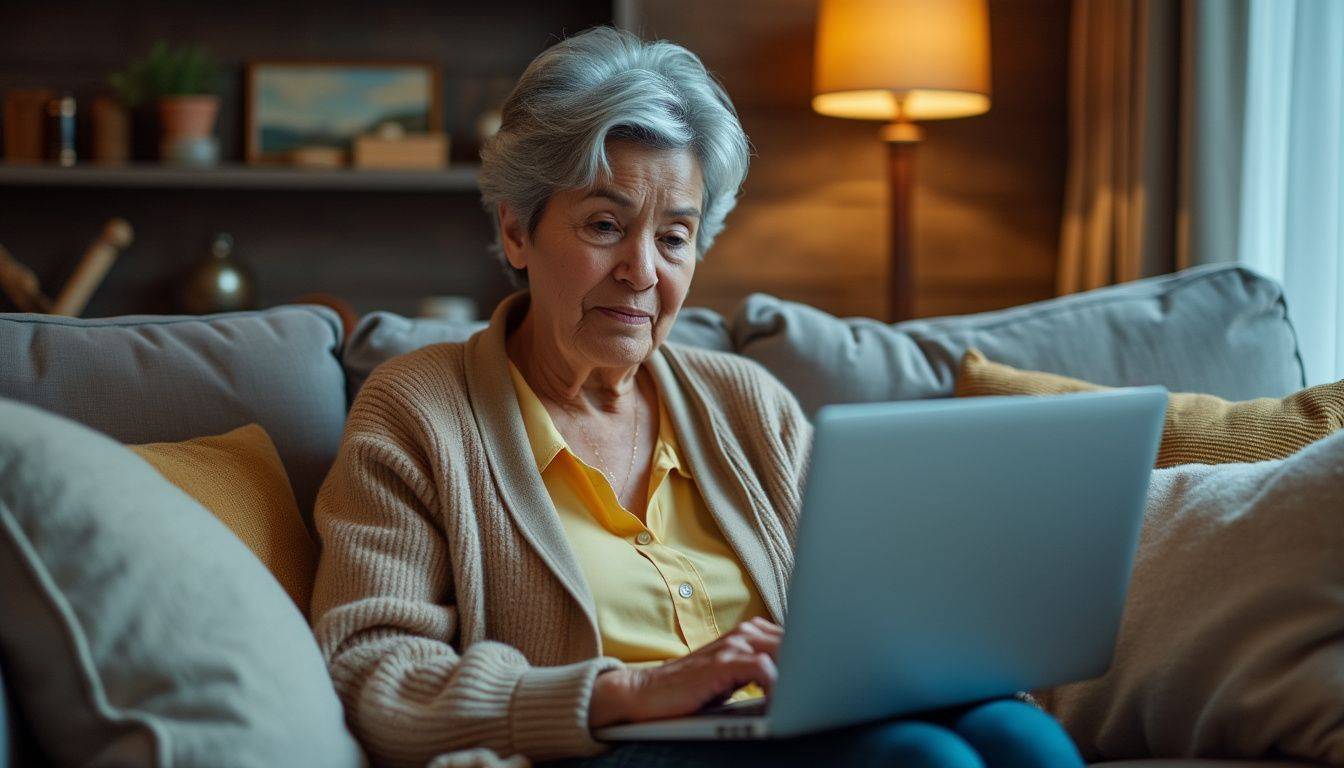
[158,95,219,141]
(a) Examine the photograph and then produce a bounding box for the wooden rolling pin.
[52,218,134,316]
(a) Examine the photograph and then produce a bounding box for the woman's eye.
[663,235,688,249]
[590,221,619,235]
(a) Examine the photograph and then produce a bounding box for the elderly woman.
[311,26,1084,768]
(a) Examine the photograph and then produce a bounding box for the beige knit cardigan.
[309,293,813,767]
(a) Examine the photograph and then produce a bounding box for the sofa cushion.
[1042,431,1344,764]
[342,303,731,399]
[955,349,1344,467]
[129,424,317,615]
[732,265,1305,416]
[0,397,364,767]
[341,312,485,401]
[0,305,347,523]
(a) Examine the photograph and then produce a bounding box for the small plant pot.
[158,94,219,145]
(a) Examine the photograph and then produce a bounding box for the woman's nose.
[614,235,658,291]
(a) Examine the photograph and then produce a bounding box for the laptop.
[595,387,1167,741]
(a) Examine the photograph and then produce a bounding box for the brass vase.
[177,233,255,314]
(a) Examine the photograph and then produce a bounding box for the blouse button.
[636,531,652,545]
[678,582,694,599]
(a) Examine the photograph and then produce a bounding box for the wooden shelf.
[0,161,481,192]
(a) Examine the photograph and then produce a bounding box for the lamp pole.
[811,0,991,320]
[881,116,922,322]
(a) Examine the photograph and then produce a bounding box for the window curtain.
[1185,0,1343,384]
[1060,0,1344,384]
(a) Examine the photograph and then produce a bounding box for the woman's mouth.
[596,306,653,325]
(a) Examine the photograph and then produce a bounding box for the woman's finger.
[748,616,784,635]
[730,624,782,658]
[733,617,782,637]
[723,635,755,655]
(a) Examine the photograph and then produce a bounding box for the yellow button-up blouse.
[507,361,770,676]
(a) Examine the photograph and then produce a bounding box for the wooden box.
[352,133,448,170]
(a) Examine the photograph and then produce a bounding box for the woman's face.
[500,139,704,370]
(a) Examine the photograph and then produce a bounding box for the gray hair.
[478,26,751,284]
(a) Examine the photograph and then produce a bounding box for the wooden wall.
[0,0,1070,322]
[627,0,1072,320]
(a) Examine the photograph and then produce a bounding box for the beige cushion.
[1039,430,1344,764]
[129,424,317,614]
[0,398,364,767]
[956,349,1344,467]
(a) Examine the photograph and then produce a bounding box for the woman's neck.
[505,309,641,414]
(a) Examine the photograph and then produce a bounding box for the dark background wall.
[0,0,1070,321]
[0,0,612,318]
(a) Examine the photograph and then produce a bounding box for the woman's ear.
[498,202,528,272]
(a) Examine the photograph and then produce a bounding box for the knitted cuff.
[508,656,626,760]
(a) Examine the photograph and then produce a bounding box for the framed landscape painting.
[244,60,442,164]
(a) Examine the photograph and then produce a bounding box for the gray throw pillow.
[1041,431,1344,764]
[0,398,366,768]
[732,264,1304,415]
[0,305,348,524]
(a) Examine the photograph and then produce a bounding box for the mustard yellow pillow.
[955,348,1344,468]
[128,424,316,614]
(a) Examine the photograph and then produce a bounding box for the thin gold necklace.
[564,384,640,502]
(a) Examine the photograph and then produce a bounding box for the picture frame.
[243,59,443,165]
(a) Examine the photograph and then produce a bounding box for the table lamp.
[813,0,991,320]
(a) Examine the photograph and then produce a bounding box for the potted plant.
[109,41,224,165]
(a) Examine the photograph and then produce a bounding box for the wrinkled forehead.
[578,185,703,221]
[587,140,704,213]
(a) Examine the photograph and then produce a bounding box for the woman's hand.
[588,617,783,728]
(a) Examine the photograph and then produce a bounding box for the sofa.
[0,263,1323,767]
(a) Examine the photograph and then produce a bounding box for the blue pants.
[541,697,1083,768]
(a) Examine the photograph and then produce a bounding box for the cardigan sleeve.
[308,388,623,767]
[763,369,814,544]
[772,377,814,494]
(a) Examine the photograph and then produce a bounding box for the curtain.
[1184,0,1344,385]
[1061,0,1344,384]
[1058,0,1180,295]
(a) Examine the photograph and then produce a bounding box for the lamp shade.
[813,0,991,121]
